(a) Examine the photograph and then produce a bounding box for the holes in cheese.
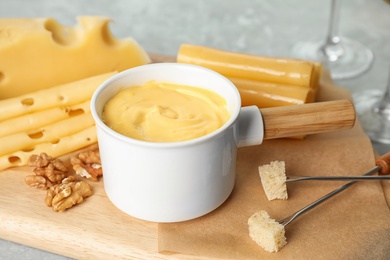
[0,112,95,156]
[100,20,118,46]
[27,130,44,139]
[0,126,97,171]
[0,72,114,121]
[7,156,21,165]
[21,147,35,153]
[0,71,4,82]
[21,97,34,106]
[0,78,98,169]
[68,107,85,117]
[0,101,89,137]
[57,95,65,102]
[0,16,150,99]
[44,18,79,46]
[50,138,60,144]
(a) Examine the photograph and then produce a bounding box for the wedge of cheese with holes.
[0,16,150,99]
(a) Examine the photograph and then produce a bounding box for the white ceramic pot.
[91,63,265,222]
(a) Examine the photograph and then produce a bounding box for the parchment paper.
[158,72,390,259]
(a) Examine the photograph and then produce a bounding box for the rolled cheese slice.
[229,77,314,108]
[0,16,150,99]
[177,44,316,88]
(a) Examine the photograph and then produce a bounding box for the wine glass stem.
[384,73,390,100]
[321,0,344,61]
[377,73,390,114]
[326,0,341,45]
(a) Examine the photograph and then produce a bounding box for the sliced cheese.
[0,126,97,171]
[0,16,150,99]
[0,72,115,121]
[0,101,90,137]
[0,112,95,156]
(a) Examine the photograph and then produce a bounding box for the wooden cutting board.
[1,54,388,259]
[0,53,206,260]
[1,147,216,259]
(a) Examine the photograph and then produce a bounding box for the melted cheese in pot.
[103,81,230,142]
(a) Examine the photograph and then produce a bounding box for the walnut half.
[25,175,47,189]
[45,175,93,212]
[70,150,102,181]
[25,153,69,189]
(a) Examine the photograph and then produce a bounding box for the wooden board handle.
[260,99,356,140]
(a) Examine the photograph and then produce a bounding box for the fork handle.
[280,152,390,226]
[376,151,390,174]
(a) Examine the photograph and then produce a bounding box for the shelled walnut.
[70,150,102,181]
[24,151,99,212]
[25,153,69,189]
[45,175,93,212]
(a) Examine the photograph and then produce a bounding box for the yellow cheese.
[103,81,230,142]
[311,62,323,93]
[0,16,150,99]
[0,72,115,121]
[0,112,95,156]
[177,44,316,88]
[0,126,97,171]
[229,77,314,108]
[0,101,90,137]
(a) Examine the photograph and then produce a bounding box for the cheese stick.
[177,44,315,88]
[229,77,314,108]
[0,126,97,171]
[0,112,95,156]
[0,101,90,137]
[311,62,323,91]
[0,72,115,121]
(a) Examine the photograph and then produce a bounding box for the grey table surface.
[0,0,389,259]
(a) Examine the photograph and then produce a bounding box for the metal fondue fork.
[278,152,390,227]
[285,174,390,183]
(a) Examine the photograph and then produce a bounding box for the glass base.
[353,90,390,144]
[292,38,374,80]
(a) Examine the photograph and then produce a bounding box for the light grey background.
[0,0,389,259]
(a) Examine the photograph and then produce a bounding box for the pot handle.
[260,99,356,140]
[237,106,264,147]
